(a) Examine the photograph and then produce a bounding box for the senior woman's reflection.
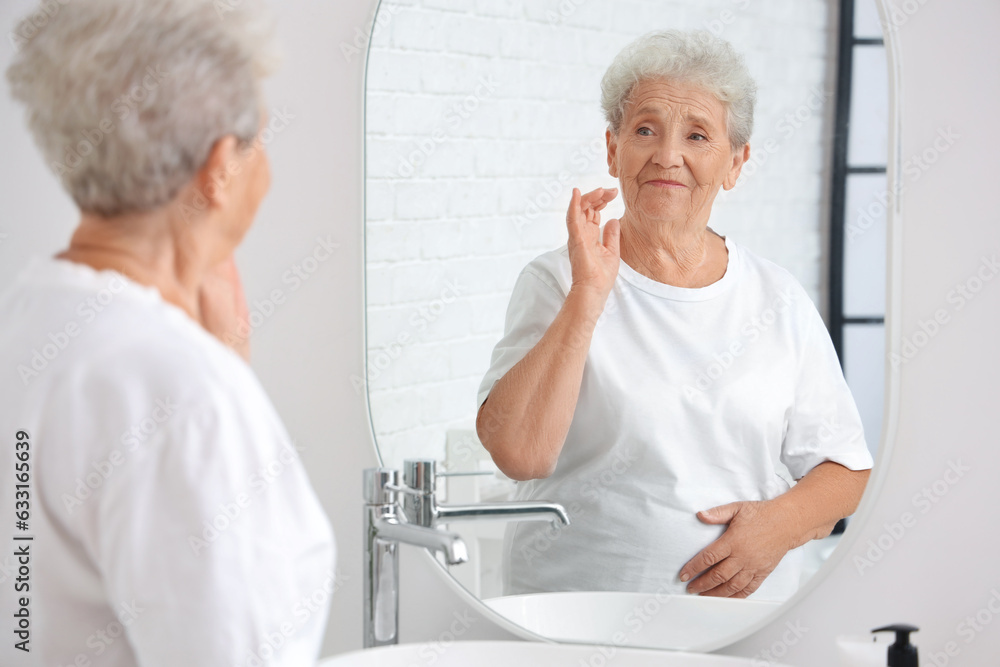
[0,1,334,665]
[477,29,873,601]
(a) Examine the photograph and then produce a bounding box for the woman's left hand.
[678,500,798,598]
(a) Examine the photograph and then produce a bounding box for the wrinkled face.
[607,78,749,230]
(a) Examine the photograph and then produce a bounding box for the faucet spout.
[375,517,469,565]
[436,500,571,527]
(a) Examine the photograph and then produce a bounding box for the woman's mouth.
[646,179,687,188]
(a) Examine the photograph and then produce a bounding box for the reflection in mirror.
[365,0,888,651]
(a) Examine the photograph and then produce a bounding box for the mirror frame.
[359,0,904,652]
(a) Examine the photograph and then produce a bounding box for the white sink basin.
[319,640,793,666]
[485,591,781,651]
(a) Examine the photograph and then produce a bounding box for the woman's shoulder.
[6,256,260,414]
[730,239,814,302]
[516,244,573,298]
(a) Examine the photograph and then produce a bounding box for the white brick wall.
[365,0,837,467]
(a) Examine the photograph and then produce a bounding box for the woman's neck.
[618,213,728,288]
[54,210,212,321]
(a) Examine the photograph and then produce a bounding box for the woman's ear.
[194,135,241,209]
[723,142,751,190]
[606,128,621,178]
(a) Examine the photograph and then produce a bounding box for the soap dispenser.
[871,624,919,666]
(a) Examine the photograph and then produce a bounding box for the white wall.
[364,0,839,468]
[2,0,998,664]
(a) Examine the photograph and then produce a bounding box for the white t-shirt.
[0,257,335,667]
[477,233,873,602]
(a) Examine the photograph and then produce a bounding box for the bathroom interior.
[0,0,996,665]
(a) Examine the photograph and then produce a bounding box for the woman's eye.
[637,127,653,136]
[690,133,707,141]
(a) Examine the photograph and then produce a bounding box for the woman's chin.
[634,203,697,226]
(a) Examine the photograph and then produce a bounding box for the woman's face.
[607,78,749,231]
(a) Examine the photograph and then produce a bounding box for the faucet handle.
[402,459,439,495]
[437,470,494,478]
[384,483,423,496]
[363,468,402,505]
[402,459,494,492]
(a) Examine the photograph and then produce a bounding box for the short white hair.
[601,29,757,151]
[6,0,280,217]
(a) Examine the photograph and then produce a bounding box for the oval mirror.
[362,0,895,652]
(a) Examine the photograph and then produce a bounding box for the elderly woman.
[477,30,873,601]
[0,1,333,665]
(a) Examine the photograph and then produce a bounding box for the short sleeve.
[477,266,567,409]
[93,390,336,667]
[780,301,875,480]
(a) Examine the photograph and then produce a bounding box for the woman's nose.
[651,133,684,168]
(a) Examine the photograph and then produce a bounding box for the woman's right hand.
[566,187,620,305]
[198,255,251,363]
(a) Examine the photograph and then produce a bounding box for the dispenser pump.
[872,624,919,667]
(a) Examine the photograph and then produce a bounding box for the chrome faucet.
[363,462,571,648]
[364,468,468,648]
[401,459,571,530]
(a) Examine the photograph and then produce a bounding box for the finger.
[591,193,617,213]
[566,187,584,232]
[735,573,769,599]
[579,186,608,204]
[686,556,744,595]
[602,219,621,258]
[697,566,755,598]
[580,186,617,202]
[697,502,742,525]
[587,189,619,221]
[679,538,731,583]
[578,187,614,214]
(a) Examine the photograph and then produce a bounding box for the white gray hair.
[601,29,757,151]
[5,0,280,217]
